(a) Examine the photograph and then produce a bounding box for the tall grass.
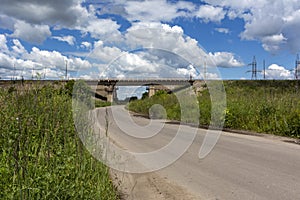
[220,80,300,138]
[0,82,118,199]
[128,80,300,138]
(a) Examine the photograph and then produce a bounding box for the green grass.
[128,80,300,138]
[221,80,300,138]
[0,83,119,199]
[95,100,111,108]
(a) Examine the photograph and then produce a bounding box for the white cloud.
[0,29,95,80]
[80,41,92,49]
[92,22,227,79]
[11,39,27,56]
[125,23,207,67]
[100,1,228,24]
[0,1,122,43]
[0,52,15,69]
[0,34,9,53]
[215,28,230,34]
[52,35,76,45]
[26,47,91,72]
[208,52,244,68]
[195,5,226,23]
[263,64,293,79]
[203,0,300,53]
[176,64,200,78]
[90,40,123,63]
[261,34,287,52]
[81,18,122,41]
[124,0,194,22]
[10,20,51,44]
[0,0,87,27]
[0,44,93,79]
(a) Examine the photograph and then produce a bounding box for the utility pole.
[32,65,34,80]
[44,66,46,79]
[250,56,257,80]
[263,59,266,80]
[13,63,16,80]
[204,61,207,80]
[65,60,68,80]
[246,56,259,80]
[295,54,300,80]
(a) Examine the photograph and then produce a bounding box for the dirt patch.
[110,169,202,200]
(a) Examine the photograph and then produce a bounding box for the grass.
[0,82,119,199]
[128,80,300,138]
[221,80,300,138]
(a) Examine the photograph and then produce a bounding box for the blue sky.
[0,0,300,80]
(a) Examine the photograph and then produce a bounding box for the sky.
[0,0,300,81]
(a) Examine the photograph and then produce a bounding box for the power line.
[246,56,259,80]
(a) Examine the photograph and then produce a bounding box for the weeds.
[128,80,300,138]
[0,82,118,199]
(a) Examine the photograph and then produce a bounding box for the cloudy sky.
[0,0,300,80]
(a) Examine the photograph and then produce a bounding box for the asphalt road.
[93,106,300,200]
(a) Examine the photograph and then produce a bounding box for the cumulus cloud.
[90,19,121,41]
[0,52,15,70]
[123,0,194,22]
[195,5,226,23]
[203,0,300,53]
[0,0,85,27]
[99,0,227,24]
[80,41,92,49]
[89,40,123,63]
[0,1,122,43]
[26,47,91,72]
[0,34,9,53]
[263,64,293,79]
[124,23,208,68]
[208,52,244,68]
[52,35,76,46]
[85,22,227,79]
[10,20,51,44]
[11,39,27,56]
[261,34,287,52]
[0,37,93,79]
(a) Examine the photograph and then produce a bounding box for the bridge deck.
[94,79,196,86]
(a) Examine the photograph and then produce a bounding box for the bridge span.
[0,79,202,102]
[86,78,198,102]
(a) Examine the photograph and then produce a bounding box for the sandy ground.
[110,169,202,200]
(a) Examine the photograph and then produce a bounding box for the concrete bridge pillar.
[148,85,156,97]
[105,85,115,103]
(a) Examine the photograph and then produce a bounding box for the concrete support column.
[106,85,115,103]
[148,85,156,97]
[107,92,113,103]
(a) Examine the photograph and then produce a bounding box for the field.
[128,80,300,138]
[0,81,118,199]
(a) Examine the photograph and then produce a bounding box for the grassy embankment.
[0,81,118,199]
[128,80,300,138]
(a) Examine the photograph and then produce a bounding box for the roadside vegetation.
[128,80,300,138]
[0,81,118,199]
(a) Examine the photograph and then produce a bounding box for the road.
[92,106,300,200]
